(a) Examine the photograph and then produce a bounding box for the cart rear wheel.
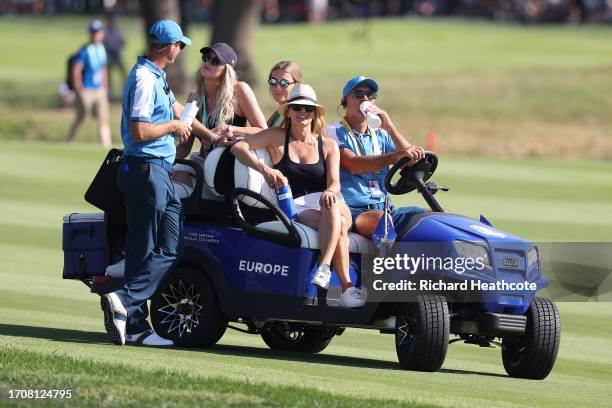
[151,266,227,348]
[260,323,335,353]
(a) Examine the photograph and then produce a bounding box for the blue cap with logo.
[148,19,192,46]
[342,75,379,97]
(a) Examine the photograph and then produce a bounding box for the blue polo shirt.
[120,56,176,165]
[74,43,107,89]
[331,122,397,207]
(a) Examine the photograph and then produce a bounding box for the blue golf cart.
[62,148,560,379]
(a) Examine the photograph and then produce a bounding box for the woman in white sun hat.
[231,84,365,308]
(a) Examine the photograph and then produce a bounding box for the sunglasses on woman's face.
[202,53,222,66]
[352,89,377,100]
[268,78,294,89]
[290,104,315,113]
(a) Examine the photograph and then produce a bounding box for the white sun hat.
[277,84,327,117]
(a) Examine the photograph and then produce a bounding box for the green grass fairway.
[1,141,611,406]
[1,16,612,157]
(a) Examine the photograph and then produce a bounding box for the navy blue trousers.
[116,160,183,334]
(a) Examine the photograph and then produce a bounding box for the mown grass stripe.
[0,222,60,250]
[0,200,93,228]
[0,347,438,408]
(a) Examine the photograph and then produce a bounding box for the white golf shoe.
[126,330,174,347]
[101,292,127,345]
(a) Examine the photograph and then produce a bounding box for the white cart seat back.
[203,147,228,198]
[234,148,278,208]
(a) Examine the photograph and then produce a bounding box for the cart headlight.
[527,247,539,269]
[453,240,491,269]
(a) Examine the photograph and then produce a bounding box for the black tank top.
[200,113,247,129]
[194,95,247,129]
[273,126,327,198]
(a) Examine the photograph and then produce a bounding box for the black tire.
[395,295,449,372]
[260,323,335,353]
[502,297,560,380]
[151,266,228,348]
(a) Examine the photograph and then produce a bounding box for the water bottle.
[180,101,199,126]
[175,101,199,145]
[360,101,382,129]
[277,185,298,220]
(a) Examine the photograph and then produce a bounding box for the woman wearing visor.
[231,84,365,308]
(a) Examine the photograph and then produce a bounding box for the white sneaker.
[126,330,174,347]
[101,292,127,345]
[339,287,366,308]
[311,264,332,289]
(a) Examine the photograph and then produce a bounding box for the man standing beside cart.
[101,19,192,347]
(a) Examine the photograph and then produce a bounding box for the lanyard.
[272,113,283,127]
[340,118,381,156]
[200,92,218,129]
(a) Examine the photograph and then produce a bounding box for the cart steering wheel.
[384,151,438,195]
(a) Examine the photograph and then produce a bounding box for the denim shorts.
[348,202,425,233]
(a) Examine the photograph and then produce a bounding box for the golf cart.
[62,148,560,379]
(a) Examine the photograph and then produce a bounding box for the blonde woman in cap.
[173,42,267,192]
[231,84,365,308]
[266,60,303,128]
[177,42,267,160]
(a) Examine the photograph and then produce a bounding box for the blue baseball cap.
[89,20,104,33]
[148,19,192,46]
[342,75,379,97]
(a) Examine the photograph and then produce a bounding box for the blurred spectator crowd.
[1,0,611,23]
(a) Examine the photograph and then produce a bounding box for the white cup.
[360,101,381,129]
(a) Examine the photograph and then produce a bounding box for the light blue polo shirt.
[332,122,397,208]
[120,56,177,165]
[75,43,107,89]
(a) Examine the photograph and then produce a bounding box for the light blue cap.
[89,20,104,32]
[342,75,379,97]
[148,19,192,46]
